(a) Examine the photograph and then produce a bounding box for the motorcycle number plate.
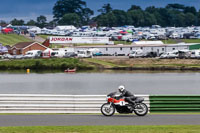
[119,101,125,106]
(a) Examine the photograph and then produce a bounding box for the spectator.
[30,32,35,39]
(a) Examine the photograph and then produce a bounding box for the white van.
[129,49,144,58]
[24,50,42,58]
[77,50,93,58]
[160,50,179,59]
[190,50,200,59]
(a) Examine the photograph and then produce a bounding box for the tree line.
[1,0,200,28]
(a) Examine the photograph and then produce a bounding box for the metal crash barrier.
[0,94,149,113]
[150,95,200,113]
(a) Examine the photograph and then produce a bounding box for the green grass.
[85,58,127,68]
[0,58,94,70]
[38,35,50,39]
[162,39,200,44]
[162,39,177,44]
[114,41,132,45]
[181,39,200,43]
[0,125,199,133]
[0,34,32,46]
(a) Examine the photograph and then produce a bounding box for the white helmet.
[118,85,125,92]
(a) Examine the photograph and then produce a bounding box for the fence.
[0,94,149,113]
[1,94,199,113]
[150,95,200,113]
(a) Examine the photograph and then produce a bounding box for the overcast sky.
[0,0,199,22]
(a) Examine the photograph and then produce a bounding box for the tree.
[81,8,94,25]
[54,0,85,20]
[112,10,128,26]
[36,15,47,28]
[98,3,112,14]
[58,13,81,26]
[127,10,145,26]
[10,18,24,25]
[0,20,7,26]
[47,20,57,28]
[27,20,37,26]
[96,12,117,27]
[166,3,185,11]
[145,6,157,13]
[128,5,141,11]
[168,10,186,27]
[106,12,117,27]
[197,10,200,25]
[53,0,93,25]
[184,6,197,15]
[143,12,157,26]
[184,13,196,26]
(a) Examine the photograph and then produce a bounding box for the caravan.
[77,50,93,58]
[51,50,66,58]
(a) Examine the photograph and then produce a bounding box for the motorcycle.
[101,92,148,116]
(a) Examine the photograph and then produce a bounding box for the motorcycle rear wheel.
[134,103,148,116]
[101,103,115,116]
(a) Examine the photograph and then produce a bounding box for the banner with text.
[50,36,110,44]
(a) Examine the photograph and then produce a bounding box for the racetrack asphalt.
[0,114,200,126]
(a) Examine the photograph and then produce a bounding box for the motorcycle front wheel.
[134,103,148,116]
[101,103,115,116]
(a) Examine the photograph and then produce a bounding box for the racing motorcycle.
[101,92,148,116]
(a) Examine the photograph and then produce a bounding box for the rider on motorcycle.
[118,85,136,106]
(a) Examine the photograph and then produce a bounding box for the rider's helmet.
[118,85,125,93]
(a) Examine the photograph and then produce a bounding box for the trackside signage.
[50,36,110,44]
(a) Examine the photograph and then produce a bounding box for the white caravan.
[51,49,66,58]
[77,50,93,58]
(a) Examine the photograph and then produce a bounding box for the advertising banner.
[49,36,109,44]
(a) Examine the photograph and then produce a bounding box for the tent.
[1,28,13,33]
[55,25,76,31]
[126,30,133,33]
[119,30,128,34]
[28,27,41,33]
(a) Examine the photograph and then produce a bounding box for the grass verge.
[0,34,32,46]
[0,125,200,133]
[0,58,94,71]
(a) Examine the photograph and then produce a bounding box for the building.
[10,42,48,55]
[74,43,200,56]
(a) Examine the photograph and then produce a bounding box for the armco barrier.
[0,94,149,113]
[150,95,200,113]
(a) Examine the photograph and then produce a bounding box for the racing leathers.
[118,89,136,106]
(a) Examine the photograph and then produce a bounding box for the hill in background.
[0,34,32,46]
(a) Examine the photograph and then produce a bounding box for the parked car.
[63,52,77,58]
[93,52,103,56]
[24,50,42,59]
[13,55,24,59]
[141,52,157,58]
[160,51,179,59]
[2,54,14,59]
